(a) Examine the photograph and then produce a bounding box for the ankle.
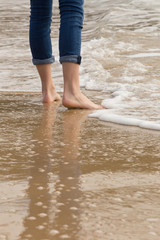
[42,84,55,94]
[64,84,81,97]
[62,89,82,107]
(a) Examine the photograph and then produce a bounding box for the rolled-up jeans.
[29,0,84,65]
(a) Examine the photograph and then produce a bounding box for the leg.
[59,0,103,109]
[62,62,103,109]
[30,0,60,103]
[36,64,61,103]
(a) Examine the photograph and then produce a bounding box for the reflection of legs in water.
[20,103,59,240]
[29,0,103,109]
[63,109,90,149]
[40,102,60,140]
[20,106,90,239]
[54,110,90,238]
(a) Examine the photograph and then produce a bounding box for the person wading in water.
[29,0,103,109]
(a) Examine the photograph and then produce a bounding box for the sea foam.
[89,109,160,131]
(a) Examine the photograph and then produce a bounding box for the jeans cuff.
[32,56,55,65]
[60,55,82,65]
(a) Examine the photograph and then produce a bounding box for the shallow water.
[0,93,160,240]
[1,0,160,129]
[1,1,160,239]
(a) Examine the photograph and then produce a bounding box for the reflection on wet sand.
[1,93,160,240]
[56,110,90,239]
[19,103,59,240]
[19,102,90,240]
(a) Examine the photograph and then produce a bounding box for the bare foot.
[62,91,103,109]
[42,87,61,103]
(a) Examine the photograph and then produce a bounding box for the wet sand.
[0,92,160,240]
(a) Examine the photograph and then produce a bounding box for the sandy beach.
[1,0,160,239]
[0,92,160,240]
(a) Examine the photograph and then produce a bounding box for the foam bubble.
[60,234,70,239]
[49,230,59,236]
[38,213,47,218]
[37,186,44,190]
[70,207,78,211]
[27,216,36,221]
[36,225,45,230]
[35,202,43,206]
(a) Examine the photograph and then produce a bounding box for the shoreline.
[1,91,160,133]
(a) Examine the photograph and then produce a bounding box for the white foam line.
[128,52,160,58]
[89,110,160,131]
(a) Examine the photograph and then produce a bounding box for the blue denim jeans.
[29,0,84,65]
